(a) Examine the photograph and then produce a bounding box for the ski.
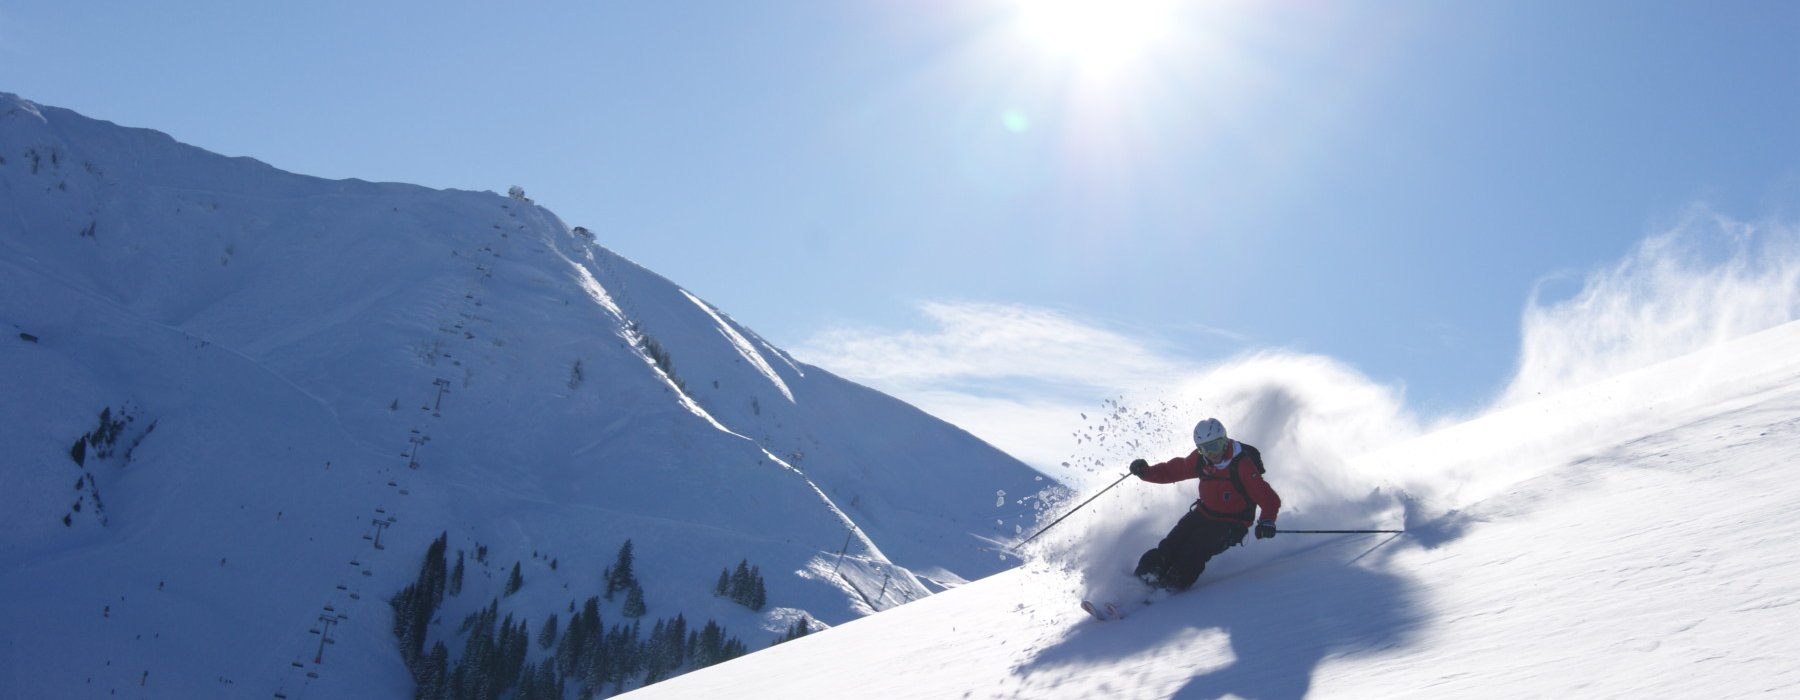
[1080,600,1128,622]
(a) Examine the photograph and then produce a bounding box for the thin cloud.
[793,301,1206,472]
[1170,320,1255,345]
[798,301,1188,394]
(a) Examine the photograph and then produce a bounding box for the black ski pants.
[1135,510,1247,591]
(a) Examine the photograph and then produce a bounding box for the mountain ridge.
[0,91,1051,698]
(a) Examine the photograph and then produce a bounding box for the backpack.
[1198,442,1266,499]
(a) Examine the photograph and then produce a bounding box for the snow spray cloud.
[1016,218,1800,584]
[1025,352,1419,602]
[809,207,1800,598]
[1342,208,1800,516]
[802,303,1430,599]
[1501,208,1800,406]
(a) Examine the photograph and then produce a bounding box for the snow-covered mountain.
[628,320,1800,698]
[0,92,1050,698]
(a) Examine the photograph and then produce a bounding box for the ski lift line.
[833,566,880,612]
[830,528,856,575]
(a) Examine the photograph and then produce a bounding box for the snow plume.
[1025,206,1800,592]
[1501,207,1800,406]
[815,206,1800,602]
[1025,352,1418,604]
[805,303,1430,600]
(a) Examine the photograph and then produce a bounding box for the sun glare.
[1013,0,1177,73]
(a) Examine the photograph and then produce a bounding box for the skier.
[1128,418,1281,591]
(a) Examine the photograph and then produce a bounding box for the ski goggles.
[1198,437,1230,454]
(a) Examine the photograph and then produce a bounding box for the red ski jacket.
[1138,441,1281,526]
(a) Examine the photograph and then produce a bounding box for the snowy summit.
[0,92,1047,698]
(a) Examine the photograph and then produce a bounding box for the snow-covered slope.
[0,92,1048,698]
[626,320,1800,698]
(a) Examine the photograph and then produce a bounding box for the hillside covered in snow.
[0,92,1050,698]
[630,320,1800,698]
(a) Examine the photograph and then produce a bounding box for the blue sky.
[6,1,1798,469]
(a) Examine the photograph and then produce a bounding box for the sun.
[1011,0,1179,73]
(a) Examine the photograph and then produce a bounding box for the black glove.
[1129,458,1149,477]
[1255,520,1277,540]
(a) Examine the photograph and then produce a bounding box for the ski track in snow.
[680,289,795,404]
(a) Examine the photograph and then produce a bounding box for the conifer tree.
[449,551,465,597]
[556,601,596,689]
[714,568,730,597]
[775,615,813,646]
[507,618,531,690]
[749,565,766,611]
[423,532,449,607]
[506,562,524,596]
[538,613,559,650]
[391,583,424,663]
[554,610,582,674]
[417,641,449,700]
[723,559,768,610]
[722,636,747,662]
[597,621,641,695]
[583,596,601,623]
[606,540,636,600]
[455,602,499,700]
[623,582,646,618]
[517,662,542,700]
[448,665,467,700]
[668,614,689,668]
[730,559,751,603]
[392,533,452,671]
[695,620,725,668]
[643,619,671,684]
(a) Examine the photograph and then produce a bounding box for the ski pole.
[1279,529,1405,534]
[1013,472,1133,549]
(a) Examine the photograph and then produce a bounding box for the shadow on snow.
[1018,534,1431,700]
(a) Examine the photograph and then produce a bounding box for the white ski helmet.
[1192,418,1227,448]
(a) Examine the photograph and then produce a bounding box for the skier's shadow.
[1020,546,1424,700]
